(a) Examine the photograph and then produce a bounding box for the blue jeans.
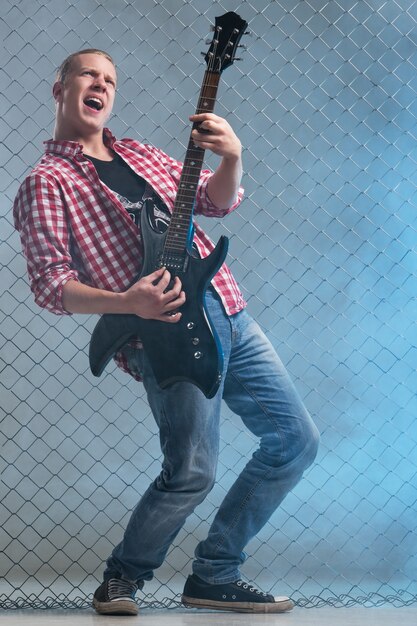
[104,288,320,585]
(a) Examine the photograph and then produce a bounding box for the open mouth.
[84,97,104,111]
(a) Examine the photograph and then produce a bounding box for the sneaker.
[181,574,294,613]
[93,578,138,615]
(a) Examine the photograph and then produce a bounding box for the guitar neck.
[164,71,220,254]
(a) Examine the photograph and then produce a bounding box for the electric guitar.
[89,11,247,399]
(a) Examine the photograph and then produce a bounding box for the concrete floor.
[3,607,417,625]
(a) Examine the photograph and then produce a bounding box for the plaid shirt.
[13,128,246,376]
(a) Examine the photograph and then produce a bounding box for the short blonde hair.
[56,49,115,84]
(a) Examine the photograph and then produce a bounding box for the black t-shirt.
[86,153,170,232]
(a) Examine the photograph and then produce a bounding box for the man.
[14,49,319,615]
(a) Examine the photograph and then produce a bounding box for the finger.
[159,310,182,323]
[190,113,211,122]
[192,121,220,137]
[192,134,219,150]
[193,138,223,154]
[198,119,218,132]
[166,289,186,306]
[146,266,167,285]
[161,295,185,317]
[156,269,173,292]
[162,276,183,298]
[190,113,221,123]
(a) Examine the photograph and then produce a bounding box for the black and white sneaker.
[93,578,138,615]
[182,574,294,613]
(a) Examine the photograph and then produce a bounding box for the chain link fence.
[1,0,416,610]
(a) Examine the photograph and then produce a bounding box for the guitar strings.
[163,27,227,254]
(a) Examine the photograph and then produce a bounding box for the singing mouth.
[84,96,104,111]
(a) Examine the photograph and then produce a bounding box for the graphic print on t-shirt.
[113,189,171,234]
[86,152,171,233]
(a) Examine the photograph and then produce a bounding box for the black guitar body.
[89,201,229,399]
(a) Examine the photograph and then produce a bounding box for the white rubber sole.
[181,595,295,613]
[93,597,139,616]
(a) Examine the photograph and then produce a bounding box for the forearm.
[62,269,186,322]
[207,154,243,210]
[62,279,127,315]
[189,113,243,211]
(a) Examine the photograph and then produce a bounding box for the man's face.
[53,52,117,140]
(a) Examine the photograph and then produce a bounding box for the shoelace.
[236,580,268,596]
[108,578,137,600]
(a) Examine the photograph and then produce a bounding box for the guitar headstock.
[204,12,248,73]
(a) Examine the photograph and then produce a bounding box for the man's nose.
[93,75,106,90]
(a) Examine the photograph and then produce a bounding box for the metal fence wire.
[1,0,416,611]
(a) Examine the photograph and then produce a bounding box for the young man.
[14,49,319,615]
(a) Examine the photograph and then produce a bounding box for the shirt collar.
[43,128,117,157]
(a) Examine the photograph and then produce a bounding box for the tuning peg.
[244,30,252,35]
[237,44,248,49]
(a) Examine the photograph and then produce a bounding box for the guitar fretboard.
[164,71,220,256]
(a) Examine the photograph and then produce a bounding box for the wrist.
[112,289,131,314]
[223,145,242,162]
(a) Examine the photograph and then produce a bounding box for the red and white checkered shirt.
[14,128,246,376]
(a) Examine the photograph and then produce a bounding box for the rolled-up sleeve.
[146,145,244,217]
[13,173,79,315]
[195,168,244,217]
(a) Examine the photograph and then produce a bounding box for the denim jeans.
[104,288,320,585]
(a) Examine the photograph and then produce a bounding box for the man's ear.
[52,81,63,102]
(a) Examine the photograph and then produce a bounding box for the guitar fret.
[167,236,188,243]
[172,207,193,215]
[165,237,188,247]
[173,210,192,218]
[177,184,199,192]
[200,80,218,89]
[169,214,193,223]
[170,222,190,228]
[181,169,202,177]
[178,182,199,189]
[182,162,203,168]
[183,163,204,171]
[167,231,189,240]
